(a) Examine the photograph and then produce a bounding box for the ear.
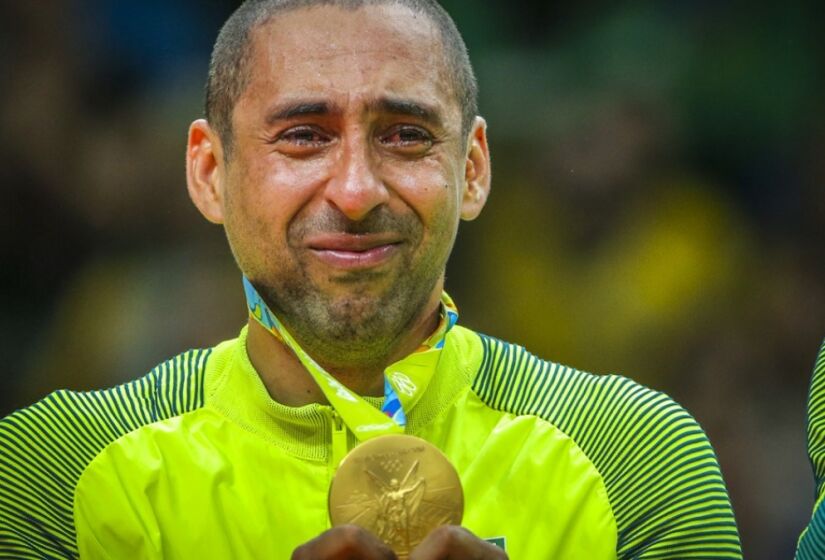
[186,119,226,224]
[460,116,491,221]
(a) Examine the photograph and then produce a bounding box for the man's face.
[197,5,487,363]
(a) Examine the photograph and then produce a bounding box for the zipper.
[330,409,348,470]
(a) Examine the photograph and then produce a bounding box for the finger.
[291,525,398,560]
[409,526,508,560]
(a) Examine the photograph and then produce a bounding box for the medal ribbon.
[243,277,458,441]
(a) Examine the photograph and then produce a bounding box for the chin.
[324,291,387,323]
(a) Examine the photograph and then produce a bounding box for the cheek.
[383,163,462,270]
[267,153,334,187]
[380,158,461,223]
[239,153,328,203]
[230,153,330,232]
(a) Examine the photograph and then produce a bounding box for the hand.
[291,525,397,560]
[410,526,509,560]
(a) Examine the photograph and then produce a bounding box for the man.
[0,1,742,558]
[796,338,825,559]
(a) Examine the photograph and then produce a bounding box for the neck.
[246,293,442,407]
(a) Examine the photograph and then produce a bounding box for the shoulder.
[471,332,687,434]
[468,332,742,559]
[0,347,212,559]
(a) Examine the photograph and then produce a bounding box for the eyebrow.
[265,101,334,124]
[368,98,444,128]
[264,97,444,128]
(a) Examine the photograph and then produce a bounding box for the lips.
[305,233,403,270]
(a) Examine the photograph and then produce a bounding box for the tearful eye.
[381,126,434,152]
[269,125,332,157]
[397,128,427,143]
[280,127,327,145]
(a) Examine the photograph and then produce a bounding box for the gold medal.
[328,434,463,558]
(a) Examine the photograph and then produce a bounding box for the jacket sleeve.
[0,396,83,560]
[567,375,743,559]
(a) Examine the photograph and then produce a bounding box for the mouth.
[305,233,403,270]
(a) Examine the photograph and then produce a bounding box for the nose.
[323,135,389,222]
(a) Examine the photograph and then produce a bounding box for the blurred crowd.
[2,1,823,558]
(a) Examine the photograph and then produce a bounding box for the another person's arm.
[796,338,825,559]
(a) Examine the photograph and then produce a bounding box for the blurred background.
[1,0,823,557]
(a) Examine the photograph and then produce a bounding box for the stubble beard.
[249,207,448,372]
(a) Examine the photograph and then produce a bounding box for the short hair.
[205,0,478,157]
